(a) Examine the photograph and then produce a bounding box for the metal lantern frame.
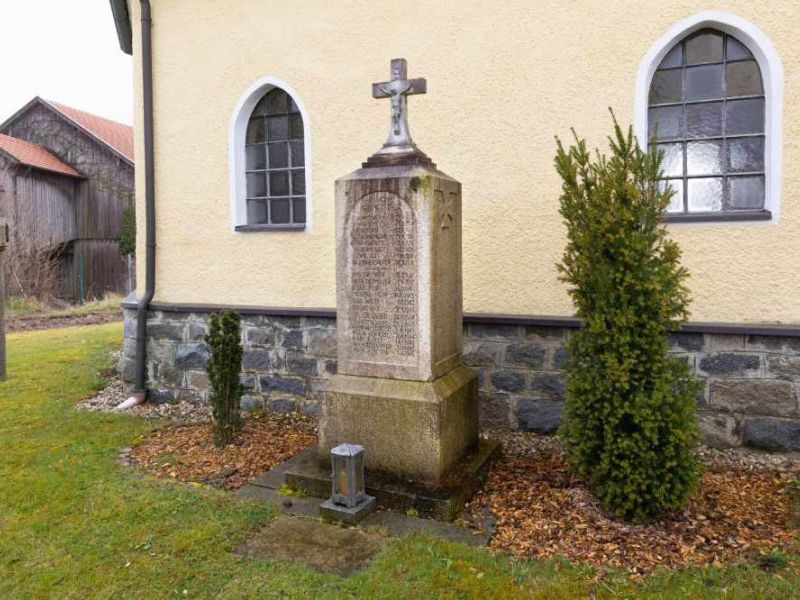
[330,443,367,508]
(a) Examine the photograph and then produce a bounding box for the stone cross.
[372,59,426,151]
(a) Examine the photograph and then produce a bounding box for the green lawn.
[0,323,797,598]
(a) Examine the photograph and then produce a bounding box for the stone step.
[241,440,500,522]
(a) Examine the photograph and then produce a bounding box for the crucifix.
[371,58,427,157]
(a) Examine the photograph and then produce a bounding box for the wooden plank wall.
[10,167,77,250]
[1,102,135,300]
[4,103,134,241]
[66,239,129,301]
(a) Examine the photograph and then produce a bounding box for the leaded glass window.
[244,88,306,227]
[648,29,767,219]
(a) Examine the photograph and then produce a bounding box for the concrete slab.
[236,484,321,519]
[362,511,491,546]
[235,515,387,577]
[236,484,493,547]
[247,450,310,489]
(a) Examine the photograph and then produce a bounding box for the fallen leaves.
[130,412,317,490]
[467,446,798,573]
[129,414,797,574]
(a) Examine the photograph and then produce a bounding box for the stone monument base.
[280,441,500,521]
[318,364,479,484]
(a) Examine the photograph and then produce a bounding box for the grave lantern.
[330,443,366,508]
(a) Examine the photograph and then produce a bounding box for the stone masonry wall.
[120,309,800,452]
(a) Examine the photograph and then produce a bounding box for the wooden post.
[0,218,8,381]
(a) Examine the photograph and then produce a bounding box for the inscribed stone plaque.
[346,190,418,363]
[335,164,462,381]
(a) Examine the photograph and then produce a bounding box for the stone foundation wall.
[120,308,800,452]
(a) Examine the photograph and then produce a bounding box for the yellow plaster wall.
[130,0,800,324]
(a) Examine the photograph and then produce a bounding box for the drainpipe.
[119,0,155,409]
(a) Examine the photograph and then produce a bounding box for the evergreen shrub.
[555,116,701,520]
[204,310,244,447]
[118,202,136,257]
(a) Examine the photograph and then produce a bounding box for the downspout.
[118,0,154,409]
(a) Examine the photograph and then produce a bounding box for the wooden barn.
[0,97,134,301]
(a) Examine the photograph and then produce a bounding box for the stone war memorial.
[278,59,498,517]
[322,58,478,481]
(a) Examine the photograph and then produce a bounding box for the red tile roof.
[0,133,82,178]
[45,100,134,163]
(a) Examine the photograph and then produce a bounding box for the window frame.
[635,11,783,225]
[229,76,312,232]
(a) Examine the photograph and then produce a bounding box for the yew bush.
[204,309,244,447]
[555,117,700,520]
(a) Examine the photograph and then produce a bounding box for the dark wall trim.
[122,300,336,319]
[664,210,772,224]
[120,299,800,337]
[234,224,307,233]
[110,0,133,55]
[464,313,580,328]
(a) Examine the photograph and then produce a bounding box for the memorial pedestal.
[319,160,482,484]
[319,364,479,483]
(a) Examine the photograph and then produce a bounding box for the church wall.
[120,306,800,452]
[130,0,800,324]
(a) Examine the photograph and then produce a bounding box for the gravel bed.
[77,373,213,423]
[485,428,800,475]
[77,372,312,429]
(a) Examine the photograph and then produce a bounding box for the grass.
[0,323,798,598]
[276,483,311,498]
[3,293,123,318]
[4,295,43,316]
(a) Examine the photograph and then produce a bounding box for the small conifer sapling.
[204,310,244,447]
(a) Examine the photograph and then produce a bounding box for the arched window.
[244,87,306,227]
[230,78,310,232]
[649,29,765,217]
[637,12,783,223]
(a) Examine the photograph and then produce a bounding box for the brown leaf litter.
[467,437,799,573]
[129,412,798,573]
[130,412,317,489]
